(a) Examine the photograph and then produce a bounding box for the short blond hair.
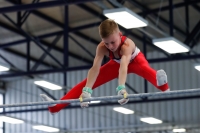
[99,19,119,38]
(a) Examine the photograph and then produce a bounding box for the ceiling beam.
[184,20,200,46]
[3,48,58,68]
[138,0,200,15]
[0,21,93,64]
[1,52,200,78]
[0,0,101,13]
[0,65,92,78]
[129,0,186,37]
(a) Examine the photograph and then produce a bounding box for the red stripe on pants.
[49,52,169,113]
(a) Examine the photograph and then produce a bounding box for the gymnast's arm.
[85,42,107,88]
[118,39,135,85]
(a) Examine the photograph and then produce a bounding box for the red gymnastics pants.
[48,52,169,113]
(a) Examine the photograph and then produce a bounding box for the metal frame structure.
[0,0,200,132]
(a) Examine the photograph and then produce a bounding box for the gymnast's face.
[102,31,122,52]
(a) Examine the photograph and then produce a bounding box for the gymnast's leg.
[128,52,169,91]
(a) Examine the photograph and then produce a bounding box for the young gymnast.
[40,19,169,113]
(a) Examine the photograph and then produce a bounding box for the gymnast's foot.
[40,94,56,107]
[156,69,170,92]
[40,94,58,115]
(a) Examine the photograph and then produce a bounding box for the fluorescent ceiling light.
[194,64,200,71]
[113,107,134,114]
[103,7,148,29]
[33,125,60,132]
[173,128,186,132]
[140,117,162,124]
[90,101,101,104]
[0,116,24,124]
[153,37,190,54]
[34,80,62,90]
[0,65,9,72]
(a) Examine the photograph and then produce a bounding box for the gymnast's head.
[99,19,122,52]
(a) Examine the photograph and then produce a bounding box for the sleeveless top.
[108,36,140,63]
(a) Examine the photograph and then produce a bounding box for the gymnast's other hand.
[116,85,129,105]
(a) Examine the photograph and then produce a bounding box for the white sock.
[156,69,168,86]
[163,88,170,92]
[40,94,56,107]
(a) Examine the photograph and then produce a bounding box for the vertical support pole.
[143,36,148,94]
[27,41,30,72]
[17,0,21,26]
[185,0,189,35]
[2,93,5,133]
[169,0,173,36]
[64,5,69,94]
[143,15,148,94]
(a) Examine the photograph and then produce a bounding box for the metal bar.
[16,0,21,26]
[27,41,30,71]
[185,0,189,35]
[0,3,96,64]
[31,35,62,71]
[184,20,200,45]
[0,21,24,36]
[74,31,99,45]
[137,0,200,15]
[0,22,99,48]
[0,0,100,13]
[64,6,69,68]
[63,5,69,95]
[0,88,200,108]
[69,35,95,58]
[3,14,64,68]
[3,46,92,66]
[70,21,102,32]
[0,30,63,49]
[143,32,148,94]
[129,0,186,37]
[21,0,38,18]
[125,82,139,94]
[63,72,67,94]
[20,0,40,26]
[0,39,26,49]
[169,0,173,36]
[0,26,92,64]
[0,65,92,78]
[3,48,57,68]
[0,94,200,114]
[32,10,101,32]
[190,32,200,48]
[192,4,200,12]
[20,0,40,25]
[0,53,16,68]
[2,93,5,133]
[148,54,200,63]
